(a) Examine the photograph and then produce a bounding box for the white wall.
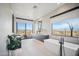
[0,4,12,56]
[40,17,51,35]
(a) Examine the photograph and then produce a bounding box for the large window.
[26,21,32,36]
[52,22,69,36]
[16,22,25,36]
[16,21,33,36]
[51,18,79,37]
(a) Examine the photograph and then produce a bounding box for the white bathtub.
[44,39,79,56]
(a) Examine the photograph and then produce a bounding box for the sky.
[53,18,79,31]
[17,18,79,31]
[17,22,32,30]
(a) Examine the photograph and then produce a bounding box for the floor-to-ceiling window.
[16,22,25,36]
[16,19,33,37]
[26,21,32,36]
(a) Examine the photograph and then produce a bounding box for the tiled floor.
[12,39,56,56]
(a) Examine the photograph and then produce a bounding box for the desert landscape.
[52,29,79,37]
[16,29,79,37]
[16,29,32,36]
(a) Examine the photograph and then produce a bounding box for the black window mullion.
[25,23,27,36]
[32,22,33,34]
[51,23,53,35]
[16,22,18,34]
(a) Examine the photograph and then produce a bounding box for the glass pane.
[71,18,79,37]
[16,22,25,36]
[53,23,66,36]
[26,22,32,36]
[52,21,70,36]
[52,18,79,37]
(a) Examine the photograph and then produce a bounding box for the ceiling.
[10,3,63,20]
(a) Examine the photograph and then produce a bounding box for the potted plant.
[7,33,21,50]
